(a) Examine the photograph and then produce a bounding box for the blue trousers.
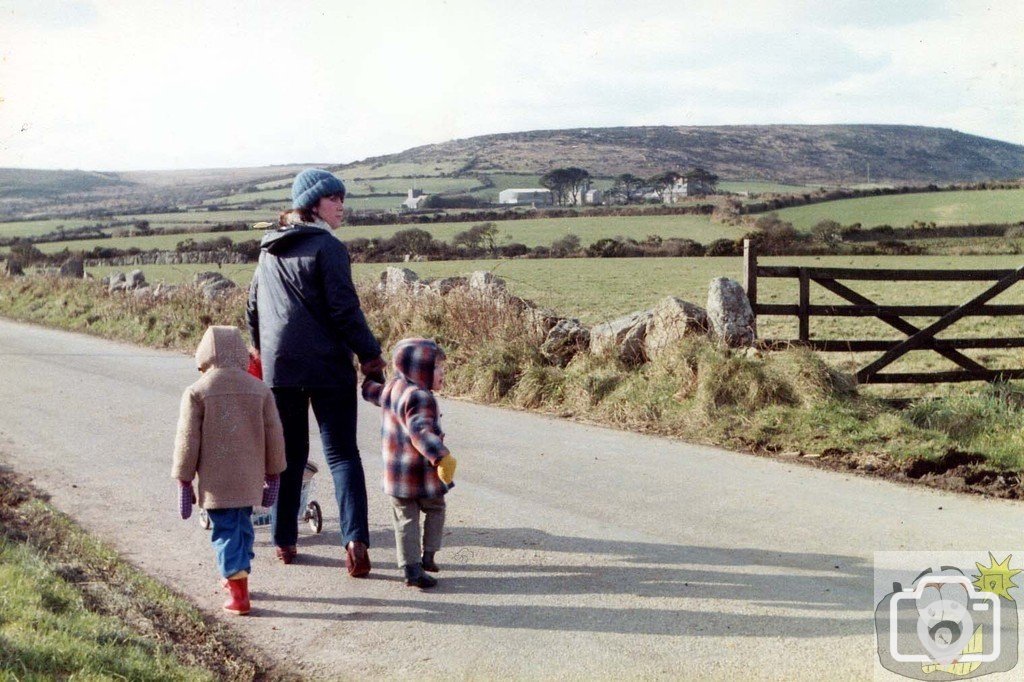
[271,385,369,549]
[208,507,254,579]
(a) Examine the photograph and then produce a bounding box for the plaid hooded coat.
[361,338,452,499]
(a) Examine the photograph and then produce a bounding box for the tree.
[475,222,498,252]
[563,167,592,205]
[811,219,843,245]
[540,169,572,206]
[452,222,499,254]
[541,167,592,205]
[647,171,684,201]
[550,234,581,257]
[611,173,645,204]
[389,228,434,255]
[9,242,45,265]
[684,167,719,195]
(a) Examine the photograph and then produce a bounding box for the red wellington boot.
[223,576,251,615]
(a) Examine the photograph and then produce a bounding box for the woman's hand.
[360,356,386,384]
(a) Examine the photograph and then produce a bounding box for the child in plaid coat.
[361,338,456,589]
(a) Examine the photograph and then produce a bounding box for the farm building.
[498,188,554,206]
[664,169,718,203]
[402,188,429,210]
[569,188,604,205]
[663,179,715,203]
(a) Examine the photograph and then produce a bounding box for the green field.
[208,175,484,207]
[0,214,271,241]
[0,208,285,240]
[29,231,259,253]
[211,171,627,208]
[120,208,278,225]
[254,176,292,190]
[76,251,1024,391]
[340,160,464,179]
[205,186,291,206]
[774,188,1024,230]
[86,251,1024,322]
[0,217,112,239]
[32,213,737,254]
[718,180,817,195]
[349,175,482,195]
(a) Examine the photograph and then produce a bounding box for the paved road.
[3,317,1024,680]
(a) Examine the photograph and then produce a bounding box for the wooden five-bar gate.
[742,239,1024,384]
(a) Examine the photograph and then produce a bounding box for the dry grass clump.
[692,348,797,413]
[512,365,566,408]
[363,287,545,400]
[561,353,626,408]
[767,346,857,406]
[0,276,245,351]
[641,339,857,415]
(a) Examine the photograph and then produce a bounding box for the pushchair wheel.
[306,501,322,534]
[198,508,211,530]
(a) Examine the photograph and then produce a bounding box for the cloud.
[0,0,1021,170]
[0,0,98,29]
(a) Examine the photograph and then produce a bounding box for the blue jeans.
[271,385,369,549]
[208,507,254,578]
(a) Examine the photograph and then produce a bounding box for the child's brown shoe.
[275,545,297,564]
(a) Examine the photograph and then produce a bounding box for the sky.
[0,0,1022,171]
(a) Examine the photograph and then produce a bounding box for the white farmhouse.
[498,188,554,206]
[402,188,429,210]
[664,171,718,203]
[568,188,604,205]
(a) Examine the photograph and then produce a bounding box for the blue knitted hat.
[291,169,346,210]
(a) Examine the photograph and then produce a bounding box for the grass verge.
[0,465,285,681]
[1,274,1022,499]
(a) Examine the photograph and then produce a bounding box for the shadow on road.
[256,526,872,638]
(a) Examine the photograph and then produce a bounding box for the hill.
[352,124,1024,185]
[4,125,1024,222]
[0,168,130,199]
[0,164,316,220]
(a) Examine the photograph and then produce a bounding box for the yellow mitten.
[436,454,457,485]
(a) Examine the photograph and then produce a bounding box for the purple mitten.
[262,475,280,508]
[178,481,194,520]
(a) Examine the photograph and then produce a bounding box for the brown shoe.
[345,541,371,577]
[275,546,297,564]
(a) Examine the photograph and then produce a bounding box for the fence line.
[743,239,1024,384]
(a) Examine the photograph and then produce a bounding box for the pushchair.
[197,461,323,534]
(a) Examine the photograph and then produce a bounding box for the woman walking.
[246,168,385,576]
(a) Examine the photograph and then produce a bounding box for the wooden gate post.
[798,268,810,342]
[743,239,757,310]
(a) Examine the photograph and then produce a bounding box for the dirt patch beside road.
[753,445,1023,499]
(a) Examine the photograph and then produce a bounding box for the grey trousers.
[389,495,446,568]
